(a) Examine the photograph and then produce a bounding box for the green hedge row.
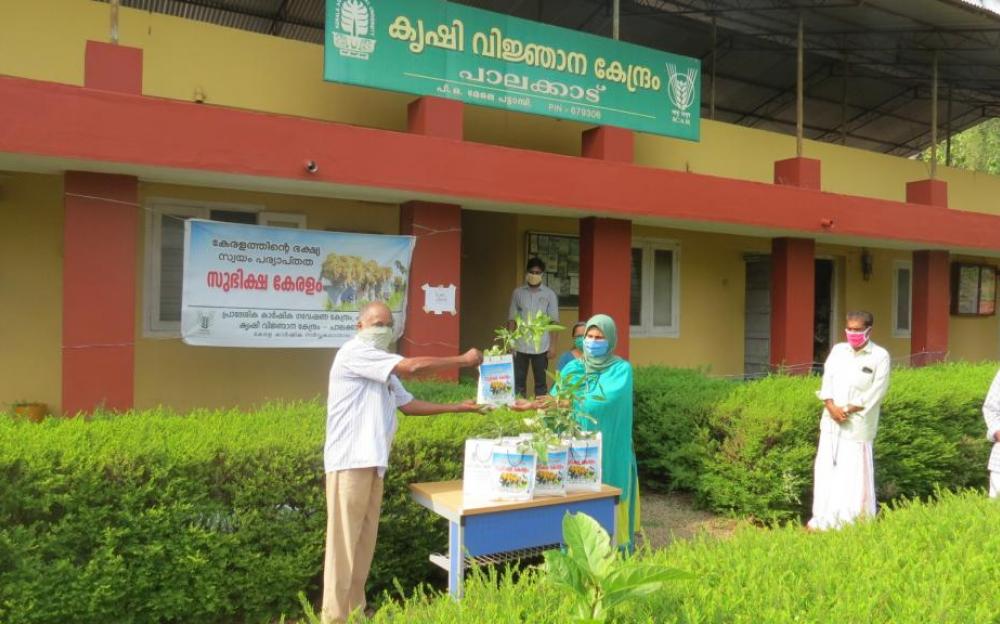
[0,382,521,624]
[694,362,996,522]
[2,363,997,622]
[366,490,1000,623]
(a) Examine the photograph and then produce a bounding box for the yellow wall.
[133,183,400,411]
[5,0,1000,215]
[0,173,63,412]
[3,1,1000,411]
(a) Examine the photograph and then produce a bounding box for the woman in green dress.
[555,313,640,550]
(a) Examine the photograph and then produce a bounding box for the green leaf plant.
[484,311,564,356]
[543,512,690,622]
[518,369,600,462]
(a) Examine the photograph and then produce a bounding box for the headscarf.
[582,314,622,374]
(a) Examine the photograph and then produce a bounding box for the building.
[2,0,1000,414]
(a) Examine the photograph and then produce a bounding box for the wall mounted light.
[861,248,873,281]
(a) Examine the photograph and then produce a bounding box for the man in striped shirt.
[322,301,483,623]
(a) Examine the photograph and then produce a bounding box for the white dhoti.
[807,428,876,530]
[990,472,1000,499]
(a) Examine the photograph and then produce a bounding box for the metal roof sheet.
[94,0,1000,157]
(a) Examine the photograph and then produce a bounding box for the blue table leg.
[448,519,465,598]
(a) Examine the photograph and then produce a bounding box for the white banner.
[181,219,415,348]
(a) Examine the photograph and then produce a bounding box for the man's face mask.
[526,272,543,286]
[358,325,394,351]
[845,327,871,349]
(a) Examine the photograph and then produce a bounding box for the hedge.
[697,362,996,522]
[0,381,522,624]
[632,366,735,492]
[2,363,997,622]
[366,490,1000,623]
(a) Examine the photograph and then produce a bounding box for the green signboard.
[324,0,700,140]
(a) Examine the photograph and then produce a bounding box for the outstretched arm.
[399,399,480,416]
[393,349,482,378]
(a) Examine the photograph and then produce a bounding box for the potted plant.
[11,401,47,423]
[477,311,563,406]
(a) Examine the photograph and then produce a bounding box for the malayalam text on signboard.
[324,0,701,139]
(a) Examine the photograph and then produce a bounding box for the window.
[950,262,997,316]
[143,199,305,335]
[630,239,680,337]
[892,261,912,338]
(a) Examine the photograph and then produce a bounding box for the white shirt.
[507,284,560,354]
[816,340,891,442]
[325,337,414,475]
[982,369,1000,473]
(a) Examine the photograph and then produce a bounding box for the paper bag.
[489,442,537,501]
[477,355,516,406]
[564,433,602,493]
[534,445,569,498]
[462,438,497,507]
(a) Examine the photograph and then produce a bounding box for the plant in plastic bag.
[520,370,600,462]
[484,311,563,356]
[542,512,689,622]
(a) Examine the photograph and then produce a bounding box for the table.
[409,480,620,598]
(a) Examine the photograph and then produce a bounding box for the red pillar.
[62,172,139,415]
[582,126,634,163]
[774,157,821,190]
[911,251,950,366]
[84,41,143,94]
[907,179,950,366]
[579,126,634,357]
[398,202,462,378]
[60,41,143,415]
[407,96,463,140]
[579,218,632,358]
[770,238,815,374]
[906,179,948,208]
[400,97,463,378]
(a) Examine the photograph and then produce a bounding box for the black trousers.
[513,351,549,397]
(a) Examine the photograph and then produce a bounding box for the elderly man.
[808,310,891,531]
[983,368,1000,498]
[322,301,482,623]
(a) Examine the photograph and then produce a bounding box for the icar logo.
[333,0,377,60]
[666,63,698,126]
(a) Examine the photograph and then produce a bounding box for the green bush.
[2,362,996,622]
[0,382,520,624]
[632,367,735,492]
[364,490,1000,623]
[698,362,996,522]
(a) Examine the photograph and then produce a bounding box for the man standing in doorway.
[508,257,560,397]
[322,301,483,623]
[808,310,891,530]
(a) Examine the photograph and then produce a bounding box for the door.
[743,256,771,378]
[813,259,835,371]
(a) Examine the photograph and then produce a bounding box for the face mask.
[583,338,610,358]
[526,272,543,287]
[573,336,585,350]
[845,328,870,349]
[358,326,394,351]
